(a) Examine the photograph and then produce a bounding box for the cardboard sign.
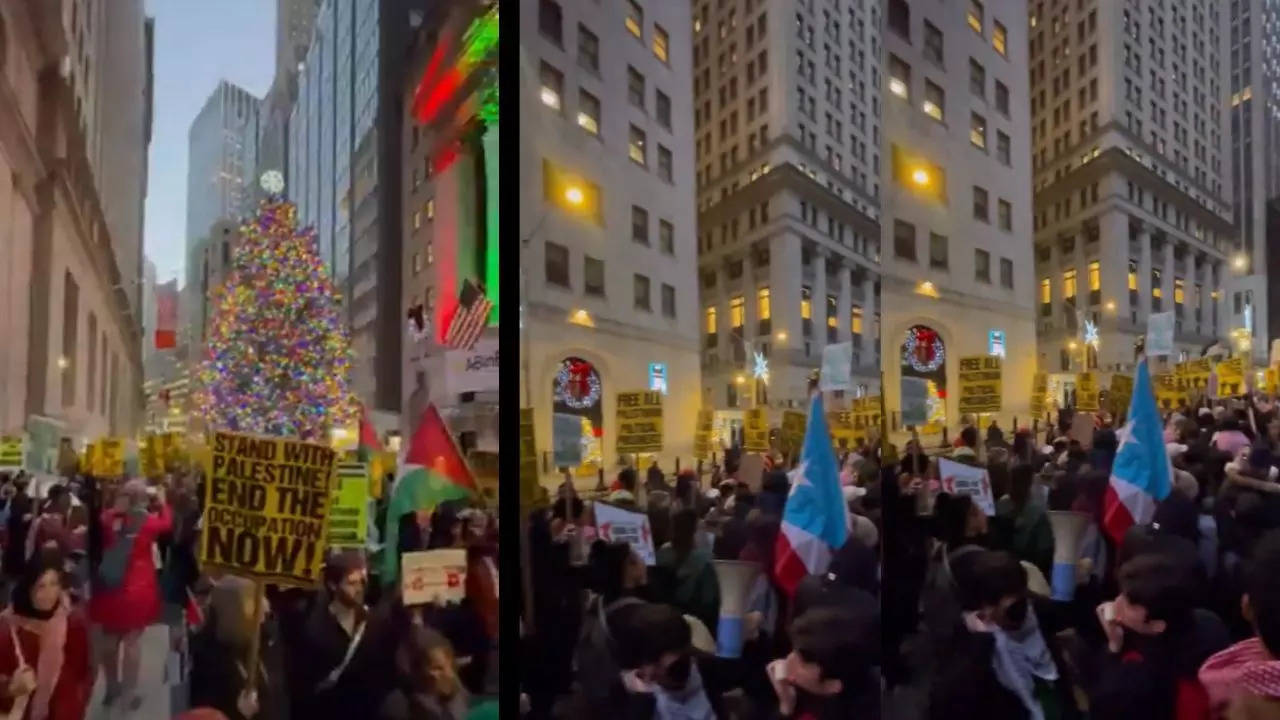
[1030,373,1048,418]
[1109,374,1134,418]
[24,416,62,475]
[594,501,656,565]
[901,377,929,426]
[1217,358,1246,397]
[738,452,766,494]
[552,413,583,468]
[780,411,807,456]
[1070,413,1096,450]
[743,407,770,452]
[140,436,164,478]
[957,356,1002,414]
[1175,359,1212,396]
[519,409,540,509]
[1075,372,1100,411]
[401,549,467,606]
[93,438,125,477]
[201,431,337,586]
[819,342,853,392]
[327,462,369,549]
[693,409,714,460]
[1146,311,1175,356]
[0,437,24,471]
[826,411,858,451]
[938,457,995,516]
[615,391,663,454]
[1153,373,1187,412]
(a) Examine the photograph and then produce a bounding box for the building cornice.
[698,162,881,244]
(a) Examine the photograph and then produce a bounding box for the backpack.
[98,512,144,590]
[573,594,643,706]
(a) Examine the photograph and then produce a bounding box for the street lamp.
[564,185,585,206]
[56,356,69,371]
[1233,253,1248,271]
[910,168,931,187]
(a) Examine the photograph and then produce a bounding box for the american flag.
[444,280,493,350]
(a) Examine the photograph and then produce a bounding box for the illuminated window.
[757,287,771,320]
[539,62,564,110]
[1152,270,1162,298]
[967,0,984,35]
[413,211,422,230]
[1040,278,1052,315]
[800,288,812,320]
[993,20,1007,56]
[425,198,434,220]
[578,90,600,135]
[923,81,944,121]
[705,306,717,334]
[851,305,864,334]
[888,55,911,99]
[970,112,987,150]
[827,296,837,328]
[1088,261,1100,291]
[1063,269,1077,301]
[653,24,669,63]
[625,0,643,39]
[629,125,647,165]
[1174,278,1185,304]
[1128,260,1139,290]
[730,295,745,328]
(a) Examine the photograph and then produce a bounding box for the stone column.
[1137,222,1152,323]
[811,247,828,354]
[742,253,758,349]
[1162,237,1175,319]
[836,258,852,344]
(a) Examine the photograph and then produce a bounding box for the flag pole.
[879,372,895,466]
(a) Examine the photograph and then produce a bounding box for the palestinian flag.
[380,404,477,584]
[357,404,383,461]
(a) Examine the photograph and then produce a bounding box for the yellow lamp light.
[564,185,585,206]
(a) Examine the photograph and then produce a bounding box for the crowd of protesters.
[0,467,498,720]
[520,443,881,719]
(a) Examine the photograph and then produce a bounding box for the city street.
[86,625,172,720]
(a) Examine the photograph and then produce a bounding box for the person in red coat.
[88,479,172,711]
[0,550,93,720]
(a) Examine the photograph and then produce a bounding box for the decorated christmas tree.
[194,171,357,440]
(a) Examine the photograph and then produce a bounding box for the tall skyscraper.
[522,0,702,466]
[1225,1,1278,363]
[185,81,261,328]
[1030,0,1232,389]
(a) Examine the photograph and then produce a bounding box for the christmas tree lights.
[194,175,357,440]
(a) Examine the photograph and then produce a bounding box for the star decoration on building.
[1084,319,1099,347]
[260,170,285,194]
[752,351,769,383]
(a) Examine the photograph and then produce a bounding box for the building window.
[1040,277,1052,316]
[923,81,945,121]
[629,125,647,165]
[631,205,649,244]
[659,219,674,255]
[578,24,600,72]
[995,80,1009,115]
[426,198,435,219]
[413,211,422,230]
[826,295,838,341]
[992,20,1007,56]
[730,295,745,329]
[1152,269,1163,311]
[969,58,985,98]
[968,0,984,35]
[584,256,605,296]
[539,62,564,111]
[578,90,601,135]
[1089,260,1101,304]
[625,0,643,39]
[61,271,78,407]
[973,186,989,221]
[801,286,812,337]
[996,131,1010,165]
[1063,268,1078,304]
[894,219,917,261]
[929,232,948,269]
[627,66,645,109]
[656,90,672,129]
[653,24,669,63]
[545,241,570,287]
[888,55,911,99]
[705,306,718,343]
[657,145,673,182]
[1174,277,1185,313]
[975,249,991,283]
[970,112,987,150]
[887,0,910,40]
[538,0,563,45]
[412,253,422,274]
[757,287,771,334]
[634,274,652,311]
[661,283,676,317]
[997,199,1012,231]
[924,21,944,66]
[851,305,864,335]
[1000,258,1014,289]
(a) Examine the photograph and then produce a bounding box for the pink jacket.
[1199,638,1280,718]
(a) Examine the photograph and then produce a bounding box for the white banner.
[820,342,853,392]
[440,337,499,395]
[901,376,929,426]
[401,549,468,606]
[1146,311,1175,356]
[594,501,656,565]
[938,457,996,516]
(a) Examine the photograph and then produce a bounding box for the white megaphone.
[713,560,762,658]
[1047,511,1091,601]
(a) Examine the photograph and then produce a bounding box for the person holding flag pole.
[1101,355,1174,544]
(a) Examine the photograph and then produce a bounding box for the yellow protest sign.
[519,408,540,509]
[780,411,807,456]
[1076,372,1100,411]
[1030,373,1048,418]
[1109,374,1134,418]
[826,411,862,451]
[1176,359,1212,396]
[140,436,164,478]
[0,436,23,471]
[1268,366,1280,396]
[958,356,1003,414]
[615,391,663,454]
[1153,373,1188,412]
[693,409,714,460]
[743,407,770,453]
[327,462,369,549]
[201,431,337,586]
[1217,357,1246,397]
[93,438,125,477]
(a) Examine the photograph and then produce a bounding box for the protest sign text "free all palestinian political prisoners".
[202,431,338,586]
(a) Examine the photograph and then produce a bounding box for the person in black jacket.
[188,576,289,720]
